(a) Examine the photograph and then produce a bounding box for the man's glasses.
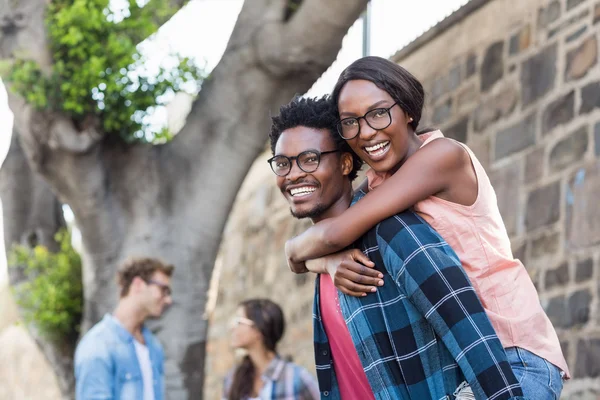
[337,102,399,140]
[267,149,339,177]
[146,279,172,297]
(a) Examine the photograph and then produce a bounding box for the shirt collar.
[262,356,286,382]
[104,313,151,343]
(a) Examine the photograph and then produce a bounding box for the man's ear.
[340,152,354,177]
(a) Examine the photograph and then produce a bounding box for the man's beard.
[290,203,328,220]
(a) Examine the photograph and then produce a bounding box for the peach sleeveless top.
[366,130,569,377]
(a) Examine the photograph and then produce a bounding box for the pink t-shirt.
[320,274,374,399]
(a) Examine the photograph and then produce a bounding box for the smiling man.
[268,96,524,400]
[75,257,174,400]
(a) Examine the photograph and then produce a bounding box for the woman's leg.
[505,347,564,400]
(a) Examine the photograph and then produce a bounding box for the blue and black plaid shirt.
[312,192,525,400]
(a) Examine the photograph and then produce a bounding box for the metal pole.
[362,1,371,57]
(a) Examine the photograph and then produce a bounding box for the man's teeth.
[365,141,390,154]
[290,187,316,196]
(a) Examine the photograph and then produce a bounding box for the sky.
[0,0,469,282]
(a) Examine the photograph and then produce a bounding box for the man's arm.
[376,212,524,400]
[75,345,114,400]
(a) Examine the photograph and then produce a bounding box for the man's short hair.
[117,257,174,297]
[269,95,363,181]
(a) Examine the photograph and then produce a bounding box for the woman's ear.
[340,152,354,177]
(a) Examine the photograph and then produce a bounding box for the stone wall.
[206,0,600,398]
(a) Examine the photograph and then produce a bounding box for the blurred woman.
[223,298,319,400]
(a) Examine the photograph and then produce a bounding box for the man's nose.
[286,160,307,181]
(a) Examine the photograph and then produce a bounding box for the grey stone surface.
[538,1,561,28]
[567,0,586,10]
[565,35,597,81]
[509,25,531,55]
[566,25,588,42]
[481,41,504,92]
[490,162,521,235]
[595,122,600,156]
[569,289,592,326]
[432,99,453,124]
[549,126,588,172]
[526,180,561,232]
[466,53,477,78]
[575,258,594,282]
[566,162,600,248]
[575,338,600,378]
[581,81,600,114]
[445,116,469,143]
[530,231,560,259]
[545,262,570,289]
[525,147,545,184]
[473,85,518,132]
[542,91,575,135]
[448,65,462,92]
[495,113,537,160]
[521,44,557,106]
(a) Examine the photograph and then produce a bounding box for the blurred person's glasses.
[230,316,255,328]
[337,102,399,140]
[267,149,339,177]
[146,279,172,297]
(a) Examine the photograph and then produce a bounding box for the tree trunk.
[0,0,369,398]
[0,128,73,398]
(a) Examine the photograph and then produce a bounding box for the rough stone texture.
[509,25,531,55]
[566,25,588,42]
[567,162,600,248]
[526,180,561,232]
[549,9,591,39]
[495,113,537,160]
[473,85,518,132]
[432,99,453,124]
[546,262,570,290]
[521,44,557,106]
[595,2,600,24]
[490,162,521,235]
[538,1,562,29]
[595,122,600,155]
[565,35,598,81]
[575,258,594,282]
[549,126,589,173]
[580,80,600,114]
[546,289,592,328]
[456,83,479,113]
[525,147,545,184]
[542,91,575,135]
[467,136,490,170]
[448,64,462,92]
[431,76,447,98]
[575,339,600,378]
[530,231,561,259]
[568,0,588,10]
[466,53,477,78]
[444,116,469,143]
[481,41,504,92]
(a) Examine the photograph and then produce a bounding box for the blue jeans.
[505,347,564,400]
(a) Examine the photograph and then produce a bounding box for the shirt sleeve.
[375,212,524,400]
[297,367,321,400]
[75,352,114,400]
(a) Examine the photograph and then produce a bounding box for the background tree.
[0,0,369,398]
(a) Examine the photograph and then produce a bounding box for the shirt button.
[322,350,328,356]
[323,391,329,396]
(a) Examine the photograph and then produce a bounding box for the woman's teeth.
[365,141,390,156]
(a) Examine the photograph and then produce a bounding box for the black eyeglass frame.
[146,279,172,297]
[267,149,340,177]
[337,102,399,140]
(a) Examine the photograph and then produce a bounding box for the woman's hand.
[308,249,384,297]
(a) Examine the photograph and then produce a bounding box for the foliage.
[8,229,83,342]
[5,0,203,143]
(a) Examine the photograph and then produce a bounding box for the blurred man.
[75,257,174,400]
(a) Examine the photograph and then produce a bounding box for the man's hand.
[285,240,309,273]
[311,249,384,297]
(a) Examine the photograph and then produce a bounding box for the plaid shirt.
[223,356,319,400]
[312,192,525,400]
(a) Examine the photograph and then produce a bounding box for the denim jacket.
[75,314,165,400]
